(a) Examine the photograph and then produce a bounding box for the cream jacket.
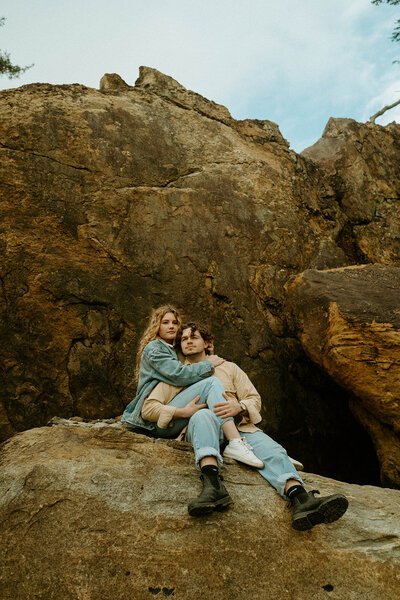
[141,360,263,433]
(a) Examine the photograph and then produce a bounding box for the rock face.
[0,67,399,487]
[302,117,400,265]
[99,73,131,91]
[1,421,400,600]
[286,264,400,488]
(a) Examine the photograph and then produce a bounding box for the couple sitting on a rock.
[122,305,348,530]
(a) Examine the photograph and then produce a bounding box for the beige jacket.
[142,360,263,433]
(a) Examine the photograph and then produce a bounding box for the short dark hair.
[176,322,214,354]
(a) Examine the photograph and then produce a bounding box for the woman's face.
[158,312,179,343]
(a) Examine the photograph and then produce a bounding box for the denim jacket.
[121,339,215,430]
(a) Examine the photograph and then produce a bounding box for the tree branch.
[0,16,34,79]
[369,98,400,122]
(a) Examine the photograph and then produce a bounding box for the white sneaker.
[289,456,304,471]
[223,438,264,469]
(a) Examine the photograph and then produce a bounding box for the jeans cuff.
[277,472,304,498]
[194,446,223,469]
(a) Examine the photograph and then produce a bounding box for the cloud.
[1,0,399,150]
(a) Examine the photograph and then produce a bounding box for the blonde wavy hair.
[134,305,182,383]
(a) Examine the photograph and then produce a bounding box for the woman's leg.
[155,377,234,439]
[174,377,239,440]
[154,418,190,439]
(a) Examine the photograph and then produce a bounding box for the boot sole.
[292,494,349,531]
[188,496,234,517]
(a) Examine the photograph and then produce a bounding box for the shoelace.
[240,438,255,453]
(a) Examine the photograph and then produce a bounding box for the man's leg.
[240,431,303,497]
[187,407,225,467]
[241,431,348,530]
[185,409,233,516]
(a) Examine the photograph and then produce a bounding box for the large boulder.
[1,420,399,600]
[286,264,400,488]
[1,67,399,486]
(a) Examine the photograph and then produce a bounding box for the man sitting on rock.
[141,322,349,530]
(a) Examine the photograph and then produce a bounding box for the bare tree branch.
[369,98,400,122]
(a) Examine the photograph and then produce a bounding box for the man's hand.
[213,393,242,418]
[208,354,225,367]
[207,342,215,355]
[174,396,207,419]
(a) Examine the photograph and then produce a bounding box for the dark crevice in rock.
[0,275,9,313]
[60,296,111,309]
[113,160,268,191]
[277,354,381,487]
[163,167,204,187]
[210,290,232,304]
[0,142,98,174]
[336,221,372,265]
[65,336,86,415]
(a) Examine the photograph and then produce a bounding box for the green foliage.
[372,0,400,43]
[0,17,33,79]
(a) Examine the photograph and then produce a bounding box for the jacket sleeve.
[232,364,262,425]
[141,382,183,428]
[145,343,214,386]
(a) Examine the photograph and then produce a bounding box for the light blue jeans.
[155,377,233,438]
[186,409,304,498]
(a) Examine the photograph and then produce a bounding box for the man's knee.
[188,409,220,439]
[189,409,218,427]
[187,409,221,445]
[207,376,224,390]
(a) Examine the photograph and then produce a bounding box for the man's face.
[180,328,209,357]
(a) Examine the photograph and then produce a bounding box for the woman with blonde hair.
[121,305,221,434]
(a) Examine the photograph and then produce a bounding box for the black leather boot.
[291,490,349,531]
[188,472,233,517]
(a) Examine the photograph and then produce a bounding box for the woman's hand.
[213,393,242,418]
[174,396,207,419]
[208,354,225,367]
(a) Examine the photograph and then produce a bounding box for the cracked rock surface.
[0,68,399,487]
[0,421,399,600]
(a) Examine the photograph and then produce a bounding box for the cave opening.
[276,353,382,488]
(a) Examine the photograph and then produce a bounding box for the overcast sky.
[1,0,399,151]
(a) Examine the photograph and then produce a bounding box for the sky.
[0,0,399,152]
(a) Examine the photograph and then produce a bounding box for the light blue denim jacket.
[121,339,215,430]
